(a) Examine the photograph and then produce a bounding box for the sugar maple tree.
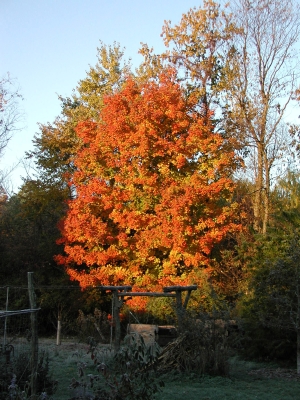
[56,71,240,295]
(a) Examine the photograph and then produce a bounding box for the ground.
[38,338,300,400]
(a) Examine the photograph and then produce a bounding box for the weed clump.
[0,350,57,399]
[156,315,231,376]
[69,335,164,400]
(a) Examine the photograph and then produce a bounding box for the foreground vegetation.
[44,339,300,400]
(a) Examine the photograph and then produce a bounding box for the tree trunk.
[297,280,300,375]
[262,151,270,234]
[253,145,264,232]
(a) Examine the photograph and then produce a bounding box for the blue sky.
[1,0,199,192]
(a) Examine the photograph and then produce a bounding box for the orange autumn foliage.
[56,71,241,298]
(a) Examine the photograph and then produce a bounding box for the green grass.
[42,339,117,399]
[41,339,96,400]
[40,339,300,400]
[159,359,300,400]
[160,374,300,400]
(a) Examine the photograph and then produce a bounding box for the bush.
[76,309,111,344]
[239,319,296,363]
[69,335,164,400]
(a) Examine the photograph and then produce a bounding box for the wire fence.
[0,284,38,397]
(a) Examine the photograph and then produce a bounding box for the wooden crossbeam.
[163,285,197,293]
[95,284,197,351]
[95,285,132,291]
[118,292,176,297]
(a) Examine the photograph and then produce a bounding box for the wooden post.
[183,290,192,310]
[28,272,38,399]
[175,290,184,330]
[297,278,300,375]
[3,286,9,352]
[113,290,122,352]
[56,312,62,346]
[94,286,132,352]
[163,285,197,330]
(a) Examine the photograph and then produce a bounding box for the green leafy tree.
[0,178,83,334]
[29,42,132,194]
[241,171,300,370]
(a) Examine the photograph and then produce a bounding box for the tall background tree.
[0,74,22,157]
[29,42,131,195]
[160,0,238,120]
[139,0,240,135]
[229,0,300,233]
[0,74,23,189]
[147,0,300,234]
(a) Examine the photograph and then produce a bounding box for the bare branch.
[0,73,24,158]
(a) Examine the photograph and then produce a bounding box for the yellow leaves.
[162,261,177,276]
[158,0,241,127]
[163,1,222,46]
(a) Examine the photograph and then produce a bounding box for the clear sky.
[1,0,199,192]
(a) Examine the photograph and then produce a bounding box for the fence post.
[56,309,62,346]
[175,290,184,330]
[113,290,122,352]
[28,272,38,399]
[3,286,9,350]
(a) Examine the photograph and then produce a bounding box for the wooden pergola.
[95,284,197,351]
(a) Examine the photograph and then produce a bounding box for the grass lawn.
[160,365,300,400]
[41,339,300,400]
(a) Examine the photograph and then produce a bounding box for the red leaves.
[57,71,240,294]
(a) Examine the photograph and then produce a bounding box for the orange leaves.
[57,71,240,293]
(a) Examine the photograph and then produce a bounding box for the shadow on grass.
[160,357,300,400]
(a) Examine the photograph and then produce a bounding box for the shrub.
[69,335,163,400]
[76,309,111,344]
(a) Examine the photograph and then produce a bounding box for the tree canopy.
[55,71,241,292]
